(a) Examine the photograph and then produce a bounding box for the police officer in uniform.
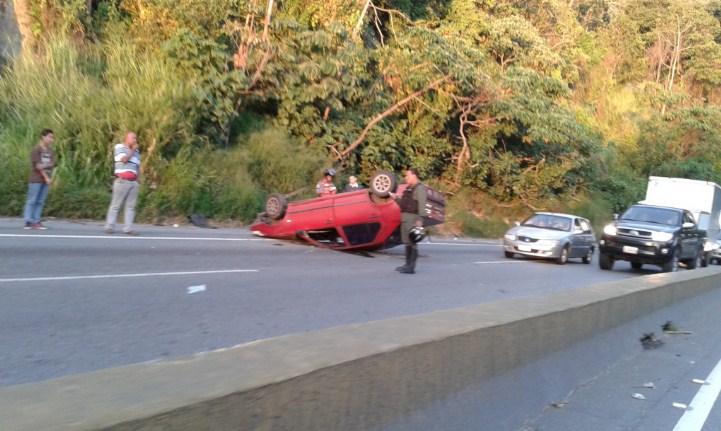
[390,168,427,274]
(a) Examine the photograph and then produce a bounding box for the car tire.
[556,246,569,265]
[582,248,593,264]
[661,249,680,272]
[687,250,702,270]
[630,261,643,270]
[599,252,614,270]
[701,252,709,268]
[264,193,288,220]
[370,170,398,197]
[504,251,514,258]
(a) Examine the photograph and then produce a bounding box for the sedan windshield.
[523,214,572,231]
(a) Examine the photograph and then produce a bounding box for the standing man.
[390,168,427,274]
[105,132,141,235]
[23,129,56,229]
[316,168,337,197]
[344,175,364,192]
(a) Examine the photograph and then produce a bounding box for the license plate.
[623,246,638,255]
[518,244,532,252]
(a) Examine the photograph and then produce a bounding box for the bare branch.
[339,75,452,160]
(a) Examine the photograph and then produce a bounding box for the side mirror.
[514,221,521,227]
[612,213,619,220]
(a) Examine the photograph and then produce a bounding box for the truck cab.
[598,204,704,272]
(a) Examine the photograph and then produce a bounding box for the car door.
[680,210,702,259]
[570,218,593,257]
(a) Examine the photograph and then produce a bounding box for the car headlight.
[504,233,516,241]
[651,231,673,242]
[536,239,559,246]
[603,224,617,236]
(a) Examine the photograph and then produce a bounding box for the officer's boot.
[396,245,412,271]
[400,247,417,274]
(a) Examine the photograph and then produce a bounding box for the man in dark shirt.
[390,168,427,274]
[23,129,56,229]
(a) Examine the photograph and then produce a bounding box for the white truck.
[640,176,721,265]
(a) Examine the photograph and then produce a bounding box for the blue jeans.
[23,182,50,224]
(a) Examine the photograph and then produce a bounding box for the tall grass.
[0,34,271,223]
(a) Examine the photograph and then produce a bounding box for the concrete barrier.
[3,268,721,431]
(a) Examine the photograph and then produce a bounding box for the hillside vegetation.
[3,0,721,236]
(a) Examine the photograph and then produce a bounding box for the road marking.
[425,241,502,247]
[474,260,532,264]
[0,269,258,283]
[673,357,721,431]
[0,234,261,241]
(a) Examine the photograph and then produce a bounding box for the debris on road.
[692,378,709,385]
[640,332,664,349]
[187,284,207,294]
[642,382,655,389]
[672,402,691,410]
[551,401,569,408]
[662,320,693,335]
[632,393,646,400]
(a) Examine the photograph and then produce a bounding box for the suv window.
[683,211,696,225]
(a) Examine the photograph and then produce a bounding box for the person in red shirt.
[315,168,337,197]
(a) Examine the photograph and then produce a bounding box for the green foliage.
[239,128,318,194]
[6,0,721,236]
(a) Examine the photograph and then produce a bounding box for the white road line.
[673,358,721,431]
[425,241,502,247]
[474,260,531,264]
[0,234,262,241]
[0,269,258,283]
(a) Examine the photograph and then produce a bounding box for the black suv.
[598,204,704,272]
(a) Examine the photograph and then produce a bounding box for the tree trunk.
[11,0,35,51]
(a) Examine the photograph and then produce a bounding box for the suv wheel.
[662,249,680,272]
[582,248,593,264]
[504,251,514,258]
[631,261,643,270]
[687,249,702,270]
[599,252,614,270]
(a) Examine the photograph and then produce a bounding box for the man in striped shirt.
[104,132,141,235]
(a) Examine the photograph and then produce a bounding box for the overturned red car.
[250,171,445,250]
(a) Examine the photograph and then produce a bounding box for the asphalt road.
[2,217,720,431]
[0,216,644,388]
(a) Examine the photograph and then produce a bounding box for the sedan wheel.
[556,246,569,265]
[264,193,288,220]
[582,248,593,264]
[504,251,514,259]
[369,170,398,197]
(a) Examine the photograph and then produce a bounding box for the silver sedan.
[503,212,596,264]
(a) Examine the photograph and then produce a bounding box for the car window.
[622,207,679,225]
[580,219,592,233]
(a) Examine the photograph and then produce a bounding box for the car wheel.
[630,261,643,270]
[370,170,398,197]
[582,248,593,264]
[264,193,288,220]
[701,252,709,268]
[599,252,614,270]
[661,249,680,272]
[556,246,569,265]
[504,251,514,258]
[687,250,702,270]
